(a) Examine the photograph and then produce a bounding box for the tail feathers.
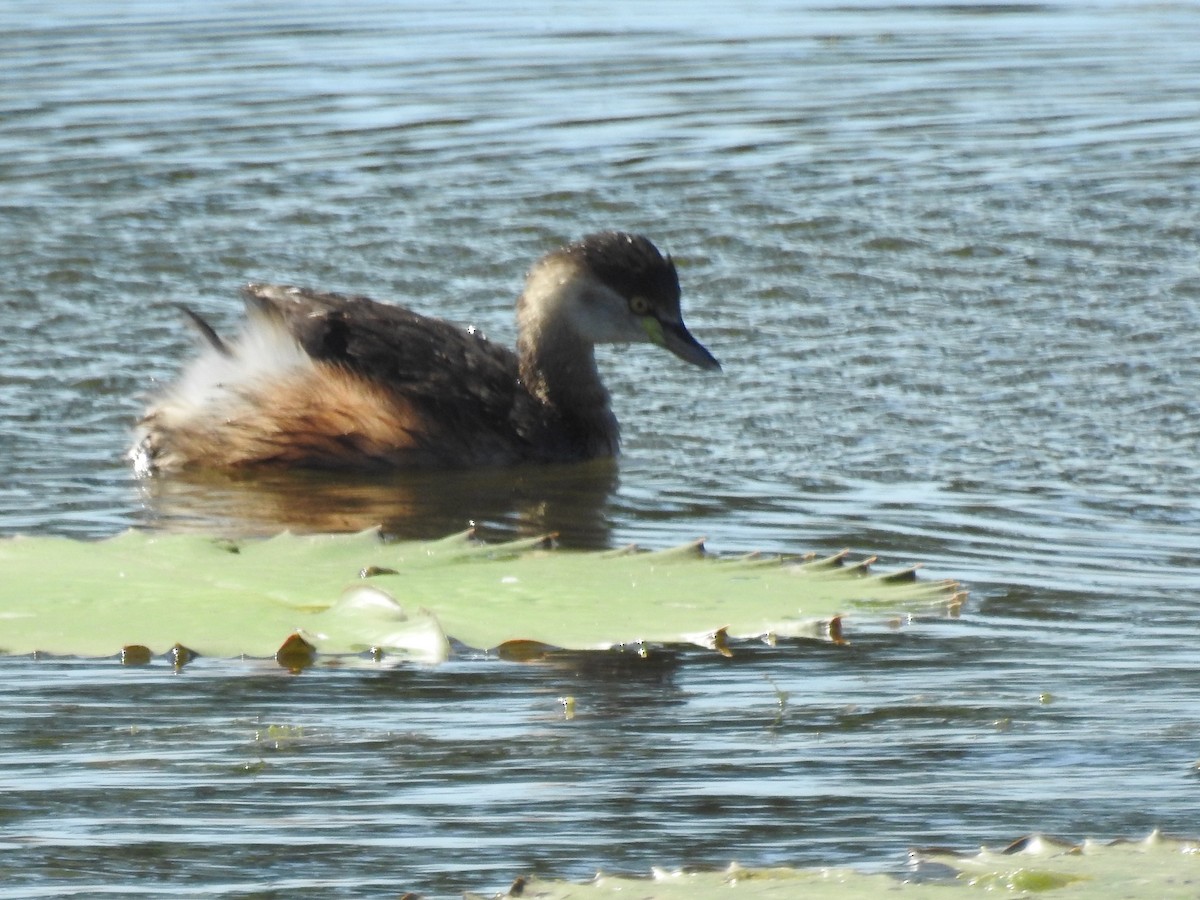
[131,363,432,472]
[175,304,230,357]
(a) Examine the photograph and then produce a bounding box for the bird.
[129,231,720,474]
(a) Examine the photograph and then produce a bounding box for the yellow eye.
[629,296,651,315]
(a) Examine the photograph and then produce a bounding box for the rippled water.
[2,1,1199,896]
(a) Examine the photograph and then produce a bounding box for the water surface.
[2,1,1199,896]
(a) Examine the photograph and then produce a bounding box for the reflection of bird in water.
[130,232,720,475]
[132,462,621,546]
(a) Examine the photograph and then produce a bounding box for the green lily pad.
[923,831,1200,896]
[0,529,962,663]
[497,832,1200,899]
[503,864,943,900]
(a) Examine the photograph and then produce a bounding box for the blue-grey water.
[2,1,1199,896]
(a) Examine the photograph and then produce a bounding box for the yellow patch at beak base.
[640,316,666,346]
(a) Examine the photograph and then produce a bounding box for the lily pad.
[0,529,962,664]
[922,831,1200,896]
[501,864,939,900]
[497,832,1200,899]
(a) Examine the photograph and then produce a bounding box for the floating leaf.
[921,831,1200,896]
[119,644,153,666]
[500,867,925,900]
[499,832,1200,899]
[0,529,961,663]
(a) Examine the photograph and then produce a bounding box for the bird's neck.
[516,264,619,456]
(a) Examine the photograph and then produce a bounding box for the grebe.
[130,231,720,474]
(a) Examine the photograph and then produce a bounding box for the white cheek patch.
[567,282,649,344]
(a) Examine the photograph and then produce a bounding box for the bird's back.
[133,286,570,472]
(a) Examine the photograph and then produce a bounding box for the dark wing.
[240,284,546,457]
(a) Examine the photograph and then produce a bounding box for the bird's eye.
[629,296,651,315]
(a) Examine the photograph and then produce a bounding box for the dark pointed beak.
[658,319,721,371]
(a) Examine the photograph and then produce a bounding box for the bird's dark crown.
[558,231,681,309]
